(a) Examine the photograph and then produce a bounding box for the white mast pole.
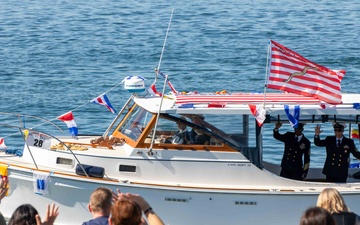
[262,40,272,108]
[148,10,174,155]
[155,9,174,82]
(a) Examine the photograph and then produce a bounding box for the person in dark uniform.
[273,122,311,180]
[188,114,211,145]
[314,122,360,182]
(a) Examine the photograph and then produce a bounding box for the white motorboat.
[1,82,360,225]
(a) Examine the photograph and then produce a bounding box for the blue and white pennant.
[284,105,300,128]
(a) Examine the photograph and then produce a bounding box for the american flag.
[267,40,345,104]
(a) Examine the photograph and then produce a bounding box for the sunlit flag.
[284,105,300,128]
[267,40,345,104]
[57,111,78,136]
[147,83,162,96]
[91,94,116,114]
[249,104,266,127]
[157,70,178,94]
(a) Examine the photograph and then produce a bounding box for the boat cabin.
[111,100,261,162]
[110,92,360,175]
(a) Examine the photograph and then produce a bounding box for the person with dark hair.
[188,114,211,145]
[8,203,59,225]
[170,117,189,144]
[8,204,38,225]
[314,122,360,182]
[112,190,164,225]
[299,206,336,225]
[160,116,189,144]
[82,187,113,225]
[317,188,360,225]
[273,122,311,180]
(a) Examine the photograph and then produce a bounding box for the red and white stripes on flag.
[248,104,266,127]
[147,83,162,96]
[157,70,178,94]
[57,111,78,136]
[90,94,116,114]
[267,40,345,104]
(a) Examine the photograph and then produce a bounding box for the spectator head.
[299,206,336,225]
[8,204,39,225]
[316,188,349,213]
[109,198,142,225]
[88,187,113,215]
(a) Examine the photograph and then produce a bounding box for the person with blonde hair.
[316,188,360,225]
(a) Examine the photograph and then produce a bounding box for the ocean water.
[1,0,360,167]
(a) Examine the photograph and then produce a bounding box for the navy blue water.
[1,0,360,167]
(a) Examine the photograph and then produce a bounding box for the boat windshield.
[117,105,151,141]
[156,114,254,149]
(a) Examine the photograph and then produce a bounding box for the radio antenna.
[155,9,174,82]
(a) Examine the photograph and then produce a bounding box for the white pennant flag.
[0,138,7,149]
[33,172,50,195]
[249,104,266,127]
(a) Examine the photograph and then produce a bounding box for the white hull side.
[2,167,360,225]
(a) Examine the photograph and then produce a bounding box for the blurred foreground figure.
[299,206,336,225]
[111,190,165,225]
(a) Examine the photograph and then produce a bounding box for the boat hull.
[2,166,360,225]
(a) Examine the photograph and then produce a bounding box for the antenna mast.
[155,9,174,82]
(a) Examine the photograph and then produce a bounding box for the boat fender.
[75,164,105,178]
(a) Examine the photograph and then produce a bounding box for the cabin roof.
[134,93,360,118]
